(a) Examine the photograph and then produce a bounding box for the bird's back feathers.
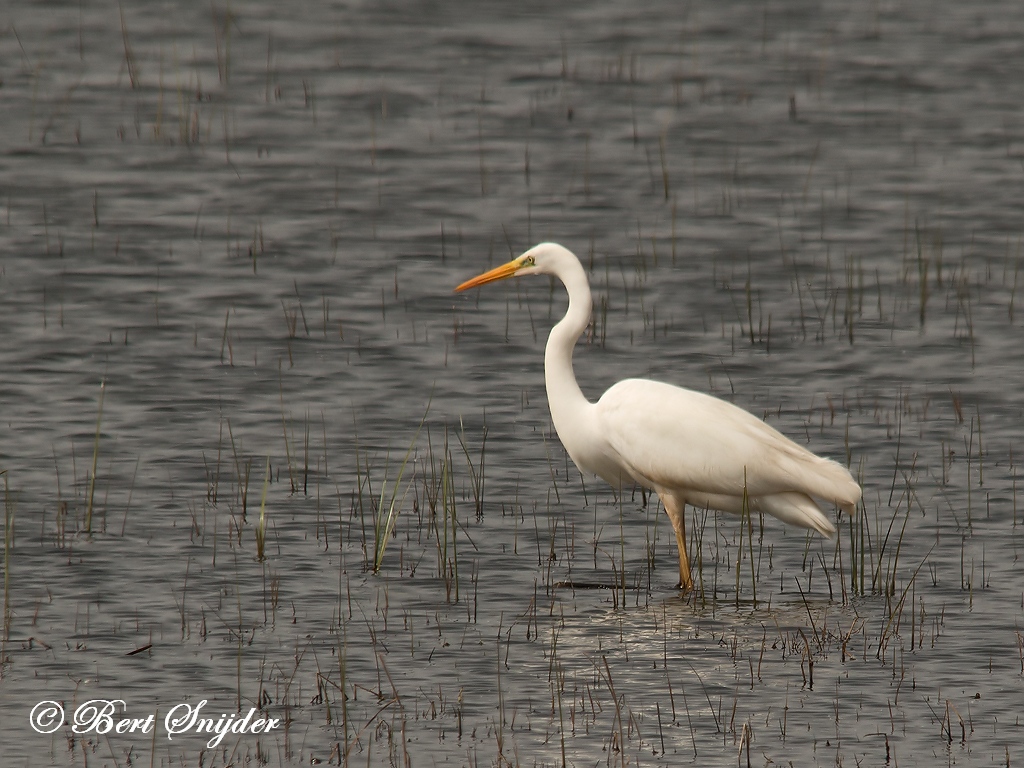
[590,378,860,522]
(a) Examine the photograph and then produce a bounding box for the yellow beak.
[455,259,523,292]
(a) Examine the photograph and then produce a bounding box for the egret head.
[454,242,573,292]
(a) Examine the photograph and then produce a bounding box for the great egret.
[455,242,860,590]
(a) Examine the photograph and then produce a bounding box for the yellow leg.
[661,494,693,591]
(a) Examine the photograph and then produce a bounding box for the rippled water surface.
[2,1,1024,765]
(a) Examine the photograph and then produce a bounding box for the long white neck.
[544,258,594,438]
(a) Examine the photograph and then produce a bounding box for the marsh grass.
[2,471,11,647]
[422,426,462,601]
[84,379,105,535]
[735,474,758,608]
[228,419,254,519]
[152,371,986,766]
[368,400,430,574]
[255,457,270,560]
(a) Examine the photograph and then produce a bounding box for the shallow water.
[1,1,1023,765]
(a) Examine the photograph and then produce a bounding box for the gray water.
[2,1,1023,765]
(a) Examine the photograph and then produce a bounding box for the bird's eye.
[524,256,535,267]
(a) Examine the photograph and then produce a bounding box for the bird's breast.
[552,408,637,492]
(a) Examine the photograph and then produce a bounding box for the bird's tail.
[755,492,837,538]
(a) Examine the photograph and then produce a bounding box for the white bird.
[455,242,860,590]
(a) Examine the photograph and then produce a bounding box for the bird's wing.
[595,378,860,507]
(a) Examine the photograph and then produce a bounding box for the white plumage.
[457,242,860,589]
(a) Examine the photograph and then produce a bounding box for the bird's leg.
[660,493,693,591]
